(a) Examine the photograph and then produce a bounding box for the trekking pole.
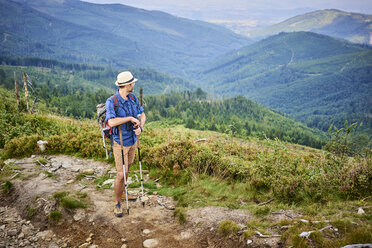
[99,123,108,159]
[118,125,130,215]
[136,114,145,207]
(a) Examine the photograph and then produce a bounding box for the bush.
[3,135,42,158]
[218,220,240,236]
[1,181,12,194]
[49,210,62,223]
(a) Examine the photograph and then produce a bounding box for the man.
[105,71,146,217]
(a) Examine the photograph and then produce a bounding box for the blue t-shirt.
[105,91,144,146]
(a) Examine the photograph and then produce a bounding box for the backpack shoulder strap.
[128,93,139,106]
[110,95,119,112]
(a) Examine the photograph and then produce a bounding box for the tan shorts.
[113,141,137,173]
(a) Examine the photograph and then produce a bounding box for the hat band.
[118,77,134,85]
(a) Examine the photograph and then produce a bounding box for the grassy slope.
[1,85,371,246]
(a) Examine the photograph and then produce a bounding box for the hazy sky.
[83,0,372,29]
[84,0,372,16]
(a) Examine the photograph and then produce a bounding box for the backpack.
[96,93,137,159]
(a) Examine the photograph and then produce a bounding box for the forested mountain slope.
[201,32,372,133]
[0,0,250,77]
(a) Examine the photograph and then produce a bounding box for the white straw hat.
[115,71,138,86]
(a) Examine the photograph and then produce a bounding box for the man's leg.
[121,142,138,201]
[113,141,126,217]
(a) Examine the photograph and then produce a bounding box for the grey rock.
[143,229,151,234]
[22,225,32,236]
[48,242,59,248]
[143,239,159,248]
[8,229,18,236]
[73,209,86,221]
[78,243,90,248]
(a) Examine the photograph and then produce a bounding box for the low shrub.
[26,205,36,220]
[173,207,186,224]
[218,220,240,236]
[1,181,12,194]
[49,210,62,223]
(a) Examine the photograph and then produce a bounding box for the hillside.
[200,31,372,133]
[0,57,196,118]
[0,86,371,247]
[0,0,250,77]
[249,9,372,44]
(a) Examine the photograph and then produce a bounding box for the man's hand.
[134,127,142,136]
[131,117,140,128]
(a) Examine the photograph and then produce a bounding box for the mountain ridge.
[249,9,372,44]
[200,31,372,132]
[1,0,250,77]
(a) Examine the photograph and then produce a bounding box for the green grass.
[218,220,240,236]
[60,196,86,209]
[173,208,186,224]
[53,190,88,209]
[53,191,69,200]
[26,205,36,220]
[43,171,56,178]
[49,210,62,223]
[1,181,12,194]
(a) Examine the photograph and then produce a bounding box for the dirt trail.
[1,155,270,248]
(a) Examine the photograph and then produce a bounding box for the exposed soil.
[0,155,292,248]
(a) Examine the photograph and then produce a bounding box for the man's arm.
[139,112,146,130]
[134,112,146,136]
[108,116,140,127]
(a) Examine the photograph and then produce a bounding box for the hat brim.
[115,78,138,86]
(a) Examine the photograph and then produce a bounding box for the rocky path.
[0,155,260,248]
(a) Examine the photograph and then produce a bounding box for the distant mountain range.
[0,0,250,77]
[249,9,372,44]
[200,31,372,131]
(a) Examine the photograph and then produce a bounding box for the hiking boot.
[114,202,123,217]
[122,192,137,201]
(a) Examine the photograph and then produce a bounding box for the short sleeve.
[105,97,116,122]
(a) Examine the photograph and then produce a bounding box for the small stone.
[82,169,95,175]
[180,231,191,239]
[0,225,5,230]
[30,237,38,242]
[102,179,115,186]
[31,155,36,158]
[73,209,86,221]
[86,237,92,242]
[22,225,32,236]
[153,192,157,195]
[66,179,74,184]
[143,229,151,234]
[18,232,25,239]
[121,244,127,248]
[89,233,94,238]
[357,207,365,215]
[143,239,159,248]
[79,243,90,248]
[48,242,59,248]
[247,240,253,245]
[121,238,127,243]
[89,245,98,248]
[61,243,67,248]
[7,229,18,236]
